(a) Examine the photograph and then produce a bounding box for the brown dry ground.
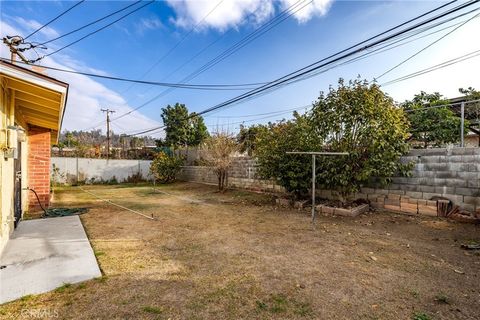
[1,182,479,320]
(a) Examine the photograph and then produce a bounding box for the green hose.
[43,207,89,217]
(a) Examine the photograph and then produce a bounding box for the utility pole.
[3,36,31,64]
[101,108,115,160]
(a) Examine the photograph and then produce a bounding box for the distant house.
[0,60,68,254]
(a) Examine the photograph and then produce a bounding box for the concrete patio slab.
[0,216,101,304]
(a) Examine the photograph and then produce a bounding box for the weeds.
[20,294,33,302]
[94,250,105,257]
[94,275,109,283]
[55,283,72,293]
[412,312,431,320]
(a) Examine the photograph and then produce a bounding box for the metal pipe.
[286,151,349,224]
[460,101,465,147]
[312,154,316,223]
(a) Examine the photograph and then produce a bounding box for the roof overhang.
[0,60,69,143]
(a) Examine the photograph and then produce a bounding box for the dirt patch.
[2,182,479,320]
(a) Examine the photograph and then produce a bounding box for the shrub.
[310,78,411,201]
[203,132,237,191]
[150,152,183,184]
[256,78,411,201]
[256,114,320,198]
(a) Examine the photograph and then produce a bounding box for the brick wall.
[179,148,480,213]
[28,126,51,211]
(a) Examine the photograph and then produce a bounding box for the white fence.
[51,157,152,184]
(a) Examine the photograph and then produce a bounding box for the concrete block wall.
[358,148,480,212]
[179,148,480,213]
[178,156,283,193]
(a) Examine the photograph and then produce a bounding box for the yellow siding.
[0,81,15,254]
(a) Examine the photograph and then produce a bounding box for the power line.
[34,0,154,61]
[206,105,305,119]
[270,5,480,89]
[196,1,479,118]
[122,0,226,94]
[376,11,480,79]
[126,0,477,137]
[108,0,312,124]
[38,0,142,47]
[381,49,480,87]
[24,0,85,40]
[206,105,311,127]
[0,57,265,89]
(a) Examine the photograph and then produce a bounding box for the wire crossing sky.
[1,0,479,137]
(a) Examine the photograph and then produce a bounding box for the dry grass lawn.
[1,182,479,320]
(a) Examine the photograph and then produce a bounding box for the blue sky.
[1,0,479,137]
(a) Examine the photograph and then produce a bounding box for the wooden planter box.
[316,203,369,217]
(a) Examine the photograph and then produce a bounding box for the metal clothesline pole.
[286,151,349,223]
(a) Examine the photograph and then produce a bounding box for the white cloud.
[280,0,333,23]
[136,17,164,34]
[13,16,59,39]
[166,0,332,31]
[0,20,162,137]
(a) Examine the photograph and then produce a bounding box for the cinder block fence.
[179,148,480,213]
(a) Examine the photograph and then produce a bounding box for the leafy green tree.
[459,87,480,123]
[188,114,209,146]
[237,124,267,156]
[256,78,411,201]
[161,103,208,148]
[129,136,143,148]
[403,91,468,148]
[150,152,183,183]
[64,132,77,148]
[161,103,190,147]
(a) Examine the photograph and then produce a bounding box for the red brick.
[28,126,51,211]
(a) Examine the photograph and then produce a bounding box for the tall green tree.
[403,91,468,148]
[161,103,209,148]
[237,124,267,156]
[188,114,209,146]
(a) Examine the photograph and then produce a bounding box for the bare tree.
[203,131,237,191]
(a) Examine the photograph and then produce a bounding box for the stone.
[334,207,356,217]
[320,205,335,215]
[351,204,369,216]
[294,200,309,210]
[276,198,292,207]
